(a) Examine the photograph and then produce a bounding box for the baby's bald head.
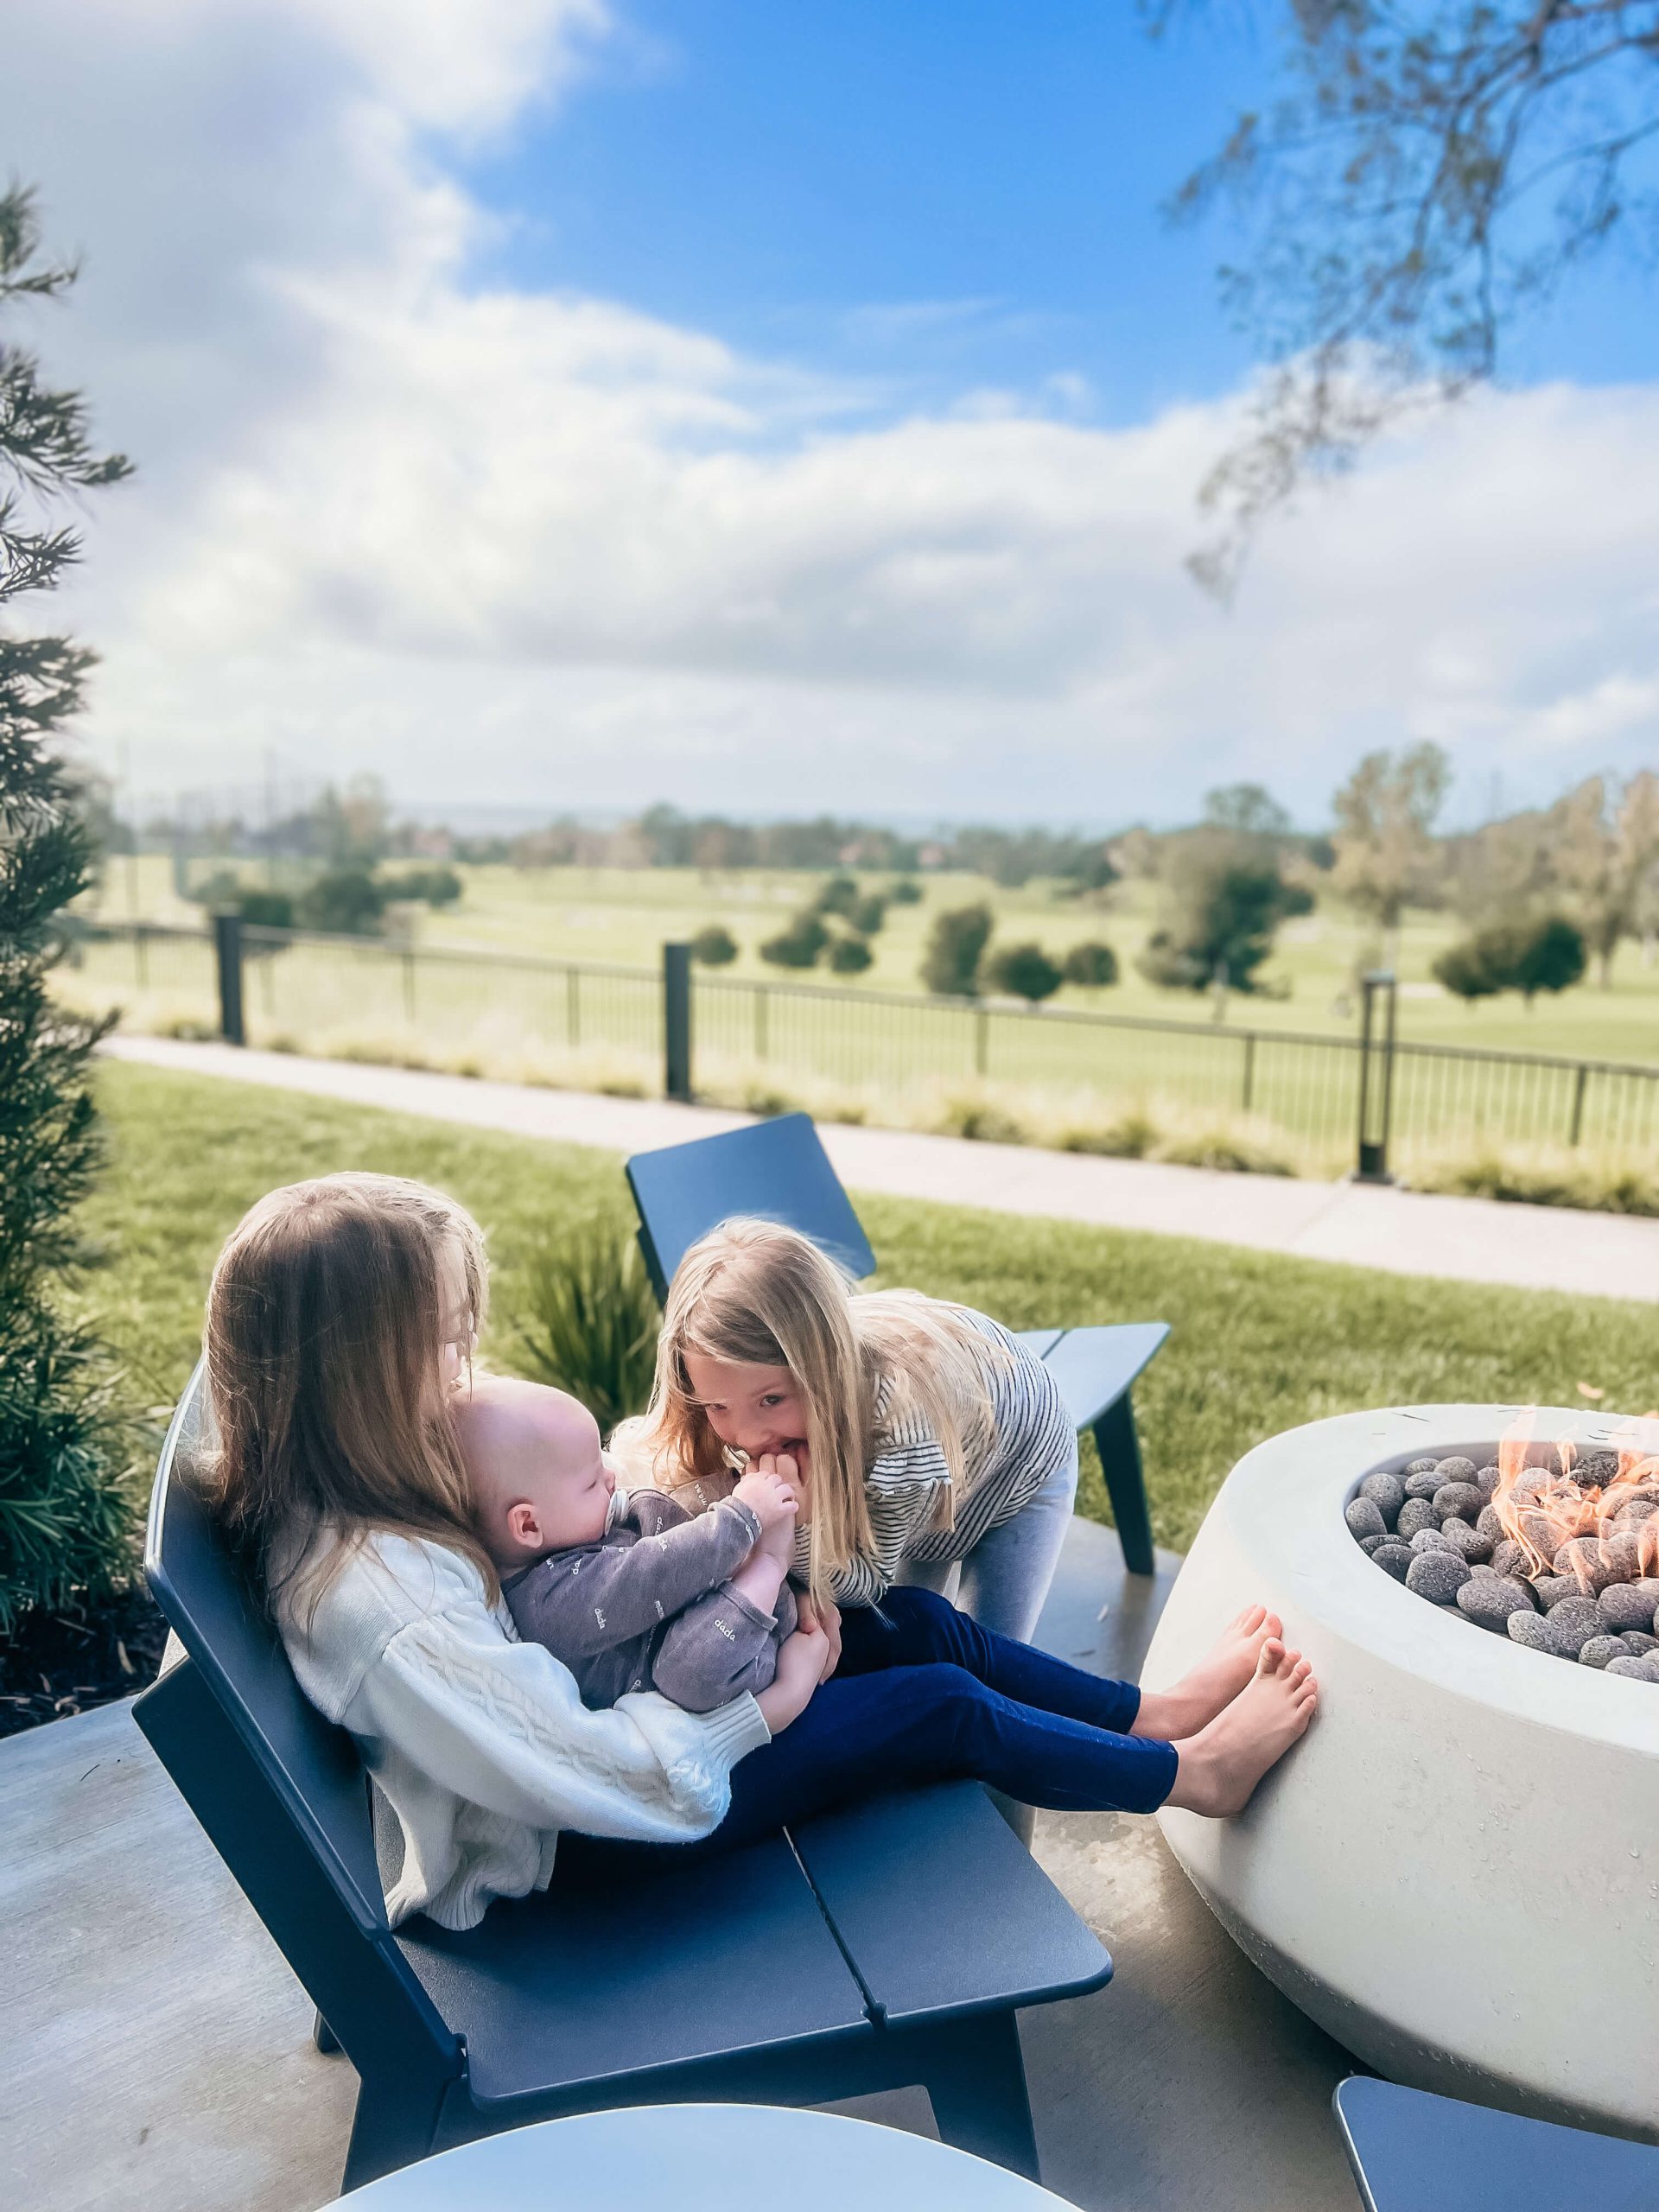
[453,1375,613,1567]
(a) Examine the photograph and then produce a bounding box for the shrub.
[921,903,994,996]
[690,923,739,966]
[1058,1112,1158,1158]
[1,189,138,1633]
[827,934,874,974]
[849,893,887,936]
[813,874,861,918]
[888,878,924,904]
[1434,912,1588,1006]
[983,942,1063,1003]
[760,912,830,969]
[516,1223,661,1434]
[933,1094,1028,1144]
[296,867,386,936]
[382,865,462,907]
[1062,940,1118,988]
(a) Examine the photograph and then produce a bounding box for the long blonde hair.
[615,1218,1000,1605]
[201,1172,493,1620]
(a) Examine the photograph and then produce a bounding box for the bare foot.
[1162,1640,1317,1817]
[1133,1604,1283,1740]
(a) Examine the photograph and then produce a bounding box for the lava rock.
[1531,1574,1578,1610]
[1404,1457,1440,1475]
[1619,1631,1658,1656]
[1359,1532,1389,1554]
[1410,1526,1459,1554]
[1577,1636,1627,1670]
[1433,1482,1485,1524]
[1573,1450,1620,1491]
[1371,1542,1414,1582]
[1396,1498,1439,1541]
[1458,1575,1535,1630]
[1475,1503,1504,1541]
[1541,1597,1605,1651]
[1604,1655,1659,1682]
[1554,1537,1622,1594]
[1345,1497,1388,1541]
[1597,1582,1656,1632]
[1490,1540,1531,1580]
[1434,1456,1478,1484]
[1634,1578,1659,1606]
[1359,1471,1407,1521]
[1476,1464,1502,1497]
[1439,1517,1495,1564]
[1403,1466,1444,1501]
[1509,1611,1587,1660]
[1406,1551,1472,1605]
[1612,1497,1659,1529]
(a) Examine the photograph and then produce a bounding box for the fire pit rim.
[1221,1400,1659,1756]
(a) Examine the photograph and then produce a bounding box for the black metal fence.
[65,918,1659,1176]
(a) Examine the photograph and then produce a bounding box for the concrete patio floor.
[2,1516,1359,2212]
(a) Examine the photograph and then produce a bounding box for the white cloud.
[5,0,1658,826]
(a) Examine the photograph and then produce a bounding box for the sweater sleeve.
[350,1580,770,1843]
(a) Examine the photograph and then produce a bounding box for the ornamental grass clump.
[516,1222,661,1434]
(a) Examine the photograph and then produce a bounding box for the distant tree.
[0,184,137,1630]
[1203,783,1292,841]
[888,877,924,905]
[1137,831,1296,1010]
[849,892,887,936]
[1152,2,1659,594]
[983,942,1064,1004]
[760,912,830,969]
[312,774,391,867]
[827,934,874,975]
[922,903,995,997]
[690,923,739,967]
[1062,940,1119,988]
[382,865,462,907]
[1618,772,1659,966]
[1332,745,1450,963]
[238,888,296,931]
[1434,913,1587,1007]
[813,874,861,918]
[297,868,386,937]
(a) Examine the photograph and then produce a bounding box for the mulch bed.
[0,1584,169,1739]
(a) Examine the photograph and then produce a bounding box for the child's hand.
[734,1468,798,1535]
[756,1624,829,1733]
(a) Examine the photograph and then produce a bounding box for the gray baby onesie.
[504,1487,798,1714]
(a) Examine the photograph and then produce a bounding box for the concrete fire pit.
[1143,1403,1659,2141]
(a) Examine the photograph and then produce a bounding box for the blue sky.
[461,2,1659,420]
[5,0,1658,830]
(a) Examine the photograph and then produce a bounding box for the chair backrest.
[626,1112,877,1300]
[142,1363,392,1936]
[138,1363,460,2079]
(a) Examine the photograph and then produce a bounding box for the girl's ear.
[506,1501,542,1548]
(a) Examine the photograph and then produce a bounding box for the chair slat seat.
[1333,2077,1659,2212]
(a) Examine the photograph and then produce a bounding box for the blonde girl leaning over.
[200,1173,797,1931]
[613,1218,1080,1639]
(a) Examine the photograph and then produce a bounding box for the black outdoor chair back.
[137,1364,459,2081]
[626,1110,875,1298]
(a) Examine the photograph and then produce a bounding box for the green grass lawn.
[82,852,1659,1063]
[79,1060,1659,1555]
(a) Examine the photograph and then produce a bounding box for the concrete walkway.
[104,1034,1659,1303]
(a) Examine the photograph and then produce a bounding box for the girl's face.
[436,1240,479,1395]
[683,1351,810,1477]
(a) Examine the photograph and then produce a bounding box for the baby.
[454,1374,799,1713]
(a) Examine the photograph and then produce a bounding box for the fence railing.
[64,918,1659,1178]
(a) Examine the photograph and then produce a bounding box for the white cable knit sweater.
[277,1529,771,1931]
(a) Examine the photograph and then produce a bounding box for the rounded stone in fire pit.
[1402,1466,1443,1501]
[1439,1517,1494,1564]
[1359,1471,1407,1519]
[1605,1653,1659,1681]
[1621,1630,1657,1655]
[1455,1573,1534,1630]
[1404,1551,1471,1605]
[1371,1542,1414,1582]
[1577,1635,1626,1670]
[1345,1497,1389,1541]
[1597,1582,1656,1632]
[1395,1497,1438,1541]
[1509,1610,1592,1659]
[1432,1481,1485,1523]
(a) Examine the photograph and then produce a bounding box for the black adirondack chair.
[626,1111,1168,1573]
[134,1365,1112,2196]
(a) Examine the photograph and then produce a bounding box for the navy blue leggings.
[561,1586,1179,1874]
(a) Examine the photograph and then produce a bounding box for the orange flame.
[1491,1408,1659,1587]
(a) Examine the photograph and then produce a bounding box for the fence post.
[1242,1032,1255,1113]
[1569,1063,1589,1147]
[213,911,246,1046]
[664,941,694,1102]
[402,950,416,1025]
[134,923,149,990]
[975,1007,988,1078]
[1353,969,1396,1182]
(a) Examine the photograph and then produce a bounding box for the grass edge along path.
[76,1059,1659,1559]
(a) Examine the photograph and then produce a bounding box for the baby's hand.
[734,1468,798,1537]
